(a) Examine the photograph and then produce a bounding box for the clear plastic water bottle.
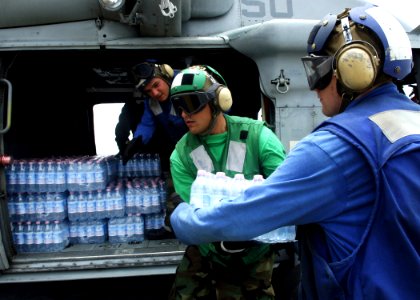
[52,192,66,221]
[7,195,17,222]
[86,191,96,220]
[133,182,143,214]
[85,160,96,191]
[253,225,296,243]
[67,191,77,221]
[126,215,135,242]
[108,218,118,243]
[5,163,18,194]
[12,222,25,253]
[33,221,44,252]
[76,191,87,221]
[23,221,34,252]
[44,221,54,252]
[113,186,125,218]
[125,182,136,215]
[15,193,27,222]
[16,160,28,193]
[66,160,77,192]
[150,182,160,213]
[116,217,127,243]
[36,160,47,193]
[95,189,106,220]
[190,170,210,208]
[68,221,78,244]
[144,154,153,177]
[144,215,154,233]
[44,192,55,221]
[230,173,247,199]
[211,172,229,206]
[34,194,45,221]
[133,213,144,242]
[46,160,56,193]
[93,220,106,243]
[142,183,152,214]
[76,160,87,191]
[157,179,167,210]
[55,160,67,192]
[104,188,113,219]
[152,153,161,177]
[52,220,65,251]
[137,154,145,177]
[93,160,106,190]
[26,160,37,193]
[248,175,296,243]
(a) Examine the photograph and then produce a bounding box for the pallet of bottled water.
[190,170,296,243]
[12,220,69,253]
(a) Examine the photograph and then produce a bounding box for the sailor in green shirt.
[167,65,286,299]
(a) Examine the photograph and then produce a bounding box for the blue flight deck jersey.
[133,98,186,145]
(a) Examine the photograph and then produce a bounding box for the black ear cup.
[215,86,232,112]
[334,42,380,92]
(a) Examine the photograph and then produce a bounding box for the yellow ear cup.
[216,86,233,112]
[335,43,379,92]
[161,64,174,79]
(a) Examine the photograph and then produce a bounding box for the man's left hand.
[122,136,143,165]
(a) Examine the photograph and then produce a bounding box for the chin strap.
[199,104,221,136]
[337,81,355,113]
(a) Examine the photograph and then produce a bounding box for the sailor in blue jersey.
[121,62,188,166]
[167,4,420,299]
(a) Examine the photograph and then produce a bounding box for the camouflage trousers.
[168,245,276,300]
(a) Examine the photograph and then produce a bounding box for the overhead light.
[98,0,125,11]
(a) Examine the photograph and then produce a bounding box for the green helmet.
[170,66,230,115]
[171,66,216,94]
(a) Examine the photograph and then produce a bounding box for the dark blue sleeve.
[133,100,156,144]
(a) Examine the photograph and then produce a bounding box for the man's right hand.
[164,192,184,232]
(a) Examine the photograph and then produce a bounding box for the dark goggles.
[301,55,334,90]
[171,91,216,116]
[132,63,155,89]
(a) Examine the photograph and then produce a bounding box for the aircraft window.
[93,103,125,156]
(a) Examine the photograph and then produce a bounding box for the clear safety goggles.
[301,55,334,90]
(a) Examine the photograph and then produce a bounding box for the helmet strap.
[337,81,354,113]
[199,103,221,136]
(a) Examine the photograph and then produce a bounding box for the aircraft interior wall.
[3,48,261,159]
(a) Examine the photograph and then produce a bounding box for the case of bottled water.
[12,220,70,253]
[108,214,144,243]
[8,192,68,222]
[117,153,161,178]
[68,219,108,244]
[189,170,296,243]
[144,212,165,234]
